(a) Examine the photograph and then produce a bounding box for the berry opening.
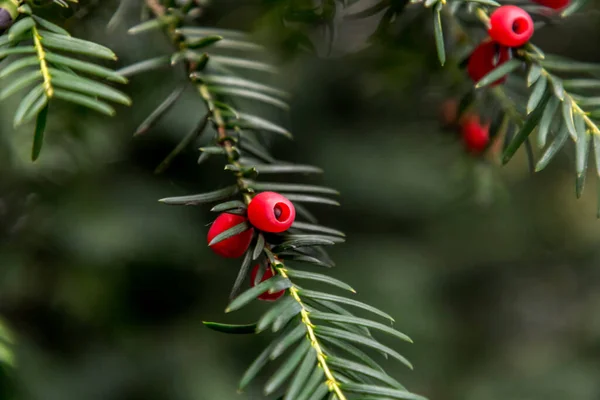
[274,203,291,222]
[512,18,528,35]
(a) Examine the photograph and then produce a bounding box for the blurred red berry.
[489,6,534,47]
[440,98,459,127]
[467,41,511,87]
[251,264,285,301]
[532,0,569,9]
[207,213,253,258]
[247,192,295,233]
[461,115,490,154]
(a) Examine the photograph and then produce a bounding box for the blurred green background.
[2,0,600,399]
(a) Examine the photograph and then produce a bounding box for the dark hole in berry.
[512,18,528,35]
[273,202,291,222]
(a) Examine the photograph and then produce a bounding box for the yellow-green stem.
[32,26,52,97]
[276,266,347,400]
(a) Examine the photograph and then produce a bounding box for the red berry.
[467,41,511,87]
[247,192,296,233]
[533,0,569,9]
[461,115,490,154]
[207,213,253,258]
[251,264,285,301]
[489,6,534,47]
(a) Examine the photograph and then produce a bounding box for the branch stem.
[145,4,347,398]
[277,267,347,400]
[32,26,53,98]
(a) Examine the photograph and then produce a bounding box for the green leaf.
[52,89,116,116]
[21,90,49,126]
[0,46,36,58]
[527,63,543,87]
[202,321,258,334]
[208,221,251,247]
[284,269,355,292]
[299,289,393,322]
[327,356,405,389]
[239,140,276,163]
[31,103,48,161]
[475,59,521,89]
[562,79,600,90]
[14,85,45,127]
[8,17,35,40]
[319,335,384,373]
[280,254,333,268]
[307,383,329,400]
[272,301,302,332]
[159,185,238,205]
[433,4,445,66]
[283,234,345,244]
[253,183,339,196]
[295,366,325,400]
[562,0,591,16]
[155,114,209,174]
[128,15,176,34]
[49,69,131,105]
[208,86,289,110]
[253,233,265,260]
[0,56,38,79]
[549,75,564,101]
[535,123,569,172]
[575,114,590,198]
[234,112,292,138]
[293,202,319,224]
[340,383,426,400]
[213,38,265,52]
[252,164,323,174]
[0,70,41,100]
[198,74,289,98]
[134,85,185,135]
[310,312,411,342]
[115,55,171,77]
[239,341,277,390]
[229,250,254,300]
[291,221,345,237]
[562,97,579,141]
[264,341,311,395]
[503,91,551,164]
[32,15,70,36]
[44,53,127,83]
[593,133,600,178]
[186,35,223,49]
[257,297,296,332]
[283,194,340,206]
[226,275,291,312]
[210,55,277,73]
[275,238,337,251]
[176,27,249,39]
[541,55,600,74]
[284,346,318,400]
[211,200,246,213]
[307,299,372,338]
[537,96,560,149]
[39,30,117,60]
[270,324,307,359]
[527,74,547,114]
[315,326,413,369]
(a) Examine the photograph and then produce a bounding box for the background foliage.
[2,0,600,399]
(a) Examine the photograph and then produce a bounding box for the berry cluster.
[467,5,534,87]
[206,191,295,301]
[467,0,571,86]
